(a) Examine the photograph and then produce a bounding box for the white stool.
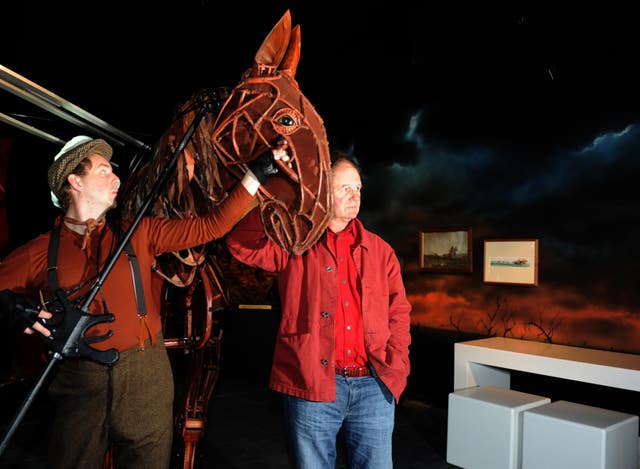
[522,400,639,469]
[446,385,550,469]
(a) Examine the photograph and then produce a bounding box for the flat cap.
[48,136,113,208]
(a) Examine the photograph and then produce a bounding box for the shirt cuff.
[241,170,261,196]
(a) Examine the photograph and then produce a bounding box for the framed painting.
[483,239,539,286]
[419,227,472,273]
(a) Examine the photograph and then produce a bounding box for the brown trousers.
[47,337,174,469]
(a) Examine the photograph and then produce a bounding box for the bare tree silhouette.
[449,295,564,344]
[526,312,563,343]
[446,296,564,344]
[477,299,499,336]
[448,314,463,333]
[477,296,516,337]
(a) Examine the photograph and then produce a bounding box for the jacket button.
[320,359,329,366]
[326,265,333,272]
[321,311,330,318]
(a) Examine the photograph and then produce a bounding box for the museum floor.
[0,307,460,469]
[3,307,639,468]
[190,373,456,469]
[0,366,457,469]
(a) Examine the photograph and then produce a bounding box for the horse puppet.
[118,10,332,469]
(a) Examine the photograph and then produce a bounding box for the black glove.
[0,289,42,331]
[248,150,279,184]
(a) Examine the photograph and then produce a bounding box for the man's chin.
[347,209,359,218]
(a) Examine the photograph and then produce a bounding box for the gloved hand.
[0,289,42,331]
[248,150,279,184]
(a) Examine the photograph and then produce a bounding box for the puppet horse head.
[120,11,331,285]
[210,10,332,254]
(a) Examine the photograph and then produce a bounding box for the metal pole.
[0,64,151,151]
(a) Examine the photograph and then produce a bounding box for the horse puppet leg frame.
[113,11,332,468]
[163,262,226,469]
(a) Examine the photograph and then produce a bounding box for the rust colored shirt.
[0,186,255,352]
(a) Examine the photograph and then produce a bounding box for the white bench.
[454,337,640,392]
[522,400,639,469]
[447,385,550,469]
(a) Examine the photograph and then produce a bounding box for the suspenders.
[46,222,148,322]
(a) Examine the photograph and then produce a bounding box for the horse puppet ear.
[252,10,299,78]
[279,25,300,78]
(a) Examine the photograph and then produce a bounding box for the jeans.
[283,374,395,469]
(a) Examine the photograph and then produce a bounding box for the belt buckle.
[346,366,361,377]
[337,365,370,377]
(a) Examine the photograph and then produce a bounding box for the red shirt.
[327,223,367,368]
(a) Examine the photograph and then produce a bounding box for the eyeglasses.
[334,184,362,197]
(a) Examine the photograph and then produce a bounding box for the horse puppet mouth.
[258,197,324,255]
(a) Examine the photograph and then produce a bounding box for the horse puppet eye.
[273,108,302,135]
[279,115,295,126]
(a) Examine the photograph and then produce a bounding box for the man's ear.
[67,174,83,191]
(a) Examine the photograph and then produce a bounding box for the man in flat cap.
[0,135,286,469]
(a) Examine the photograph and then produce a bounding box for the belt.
[335,365,372,377]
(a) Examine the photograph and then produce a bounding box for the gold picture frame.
[483,239,539,286]
[419,227,472,273]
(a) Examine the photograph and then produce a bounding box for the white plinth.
[522,400,639,469]
[446,385,551,469]
[454,337,640,392]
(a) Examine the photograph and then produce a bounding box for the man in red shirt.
[0,135,286,469]
[226,153,412,468]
